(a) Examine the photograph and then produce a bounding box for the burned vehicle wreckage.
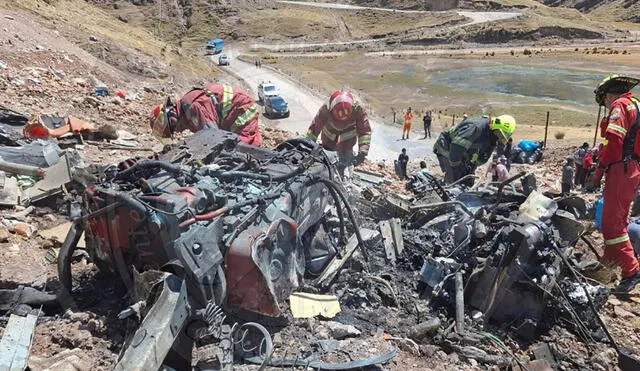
[56,129,638,370]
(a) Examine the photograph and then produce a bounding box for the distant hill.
[535,0,640,22]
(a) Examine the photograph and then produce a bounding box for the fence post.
[593,106,602,147]
[543,111,550,148]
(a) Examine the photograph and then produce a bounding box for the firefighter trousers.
[602,160,640,278]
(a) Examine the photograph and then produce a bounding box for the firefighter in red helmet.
[593,74,640,292]
[306,91,372,174]
[150,84,262,146]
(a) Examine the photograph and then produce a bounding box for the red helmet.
[329,91,354,121]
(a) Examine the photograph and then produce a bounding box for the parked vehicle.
[257,82,279,102]
[218,54,230,66]
[205,39,224,55]
[264,95,290,118]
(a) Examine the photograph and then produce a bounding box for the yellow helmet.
[491,115,516,141]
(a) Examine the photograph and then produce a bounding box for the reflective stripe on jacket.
[307,100,372,153]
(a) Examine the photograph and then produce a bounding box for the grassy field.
[270,47,640,145]
[239,5,465,41]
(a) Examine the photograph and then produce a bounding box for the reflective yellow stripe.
[608,124,627,136]
[322,127,338,141]
[358,134,371,145]
[306,130,318,141]
[452,136,472,149]
[231,104,257,132]
[605,234,630,246]
[221,85,233,118]
[627,104,636,111]
[338,129,358,142]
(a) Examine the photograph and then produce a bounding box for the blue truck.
[205,39,224,55]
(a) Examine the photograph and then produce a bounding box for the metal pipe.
[0,158,45,177]
[447,174,476,187]
[115,160,182,180]
[455,271,465,335]
[410,201,474,218]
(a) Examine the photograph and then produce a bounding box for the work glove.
[593,167,605,188]
[353,152,367,166]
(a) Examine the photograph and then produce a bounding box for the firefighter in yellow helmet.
[434,114,516,185]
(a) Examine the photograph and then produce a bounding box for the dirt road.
[223,52,437,163]
[252,1,520,52]
[277,0,521,21]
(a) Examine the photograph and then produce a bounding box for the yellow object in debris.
[289,292,341,319]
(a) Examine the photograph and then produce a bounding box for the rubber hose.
[57,220,84,293]
[115,160,182,180]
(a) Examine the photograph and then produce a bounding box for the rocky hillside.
[86,0,270,46]
[349,0,459,10]
[535,0,640,22]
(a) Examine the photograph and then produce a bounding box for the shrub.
[554,132,565,140]
[523,49,532,55]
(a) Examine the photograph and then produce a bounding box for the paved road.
[222,52,436,163]
[252,2,520,51]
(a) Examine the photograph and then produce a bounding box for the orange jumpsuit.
[403,111,413,139]
[598,92,640,278]
[306,101,372,167]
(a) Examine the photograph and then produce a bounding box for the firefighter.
[434,114,516,185]
[150,84,262,146]
[402,107,413,140]
[592,74,640,292]
[306,91,372,174]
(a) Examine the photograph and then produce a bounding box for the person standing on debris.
[434,114,516,185]
[423,111,432,139]
[573,142,590,188]
[496,156,509,182]
[150,84,262,146]
[402,107,413,140]
[419,161,434,176]
[562,156,574,196]
[306,91,372,174]
[592,74,640,292]
[487,154,499,182]
[397,148,409,179]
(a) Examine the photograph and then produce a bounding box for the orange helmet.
[329,91,354,121]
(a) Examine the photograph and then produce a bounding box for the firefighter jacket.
[306,101,372,154]
[434,117,497,172]
[599,92,640,168]
[175,84,262,146]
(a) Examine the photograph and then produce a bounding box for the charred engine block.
[80,130,339,316]
[466,221,561,339]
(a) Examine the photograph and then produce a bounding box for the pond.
[431,65,617,106]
